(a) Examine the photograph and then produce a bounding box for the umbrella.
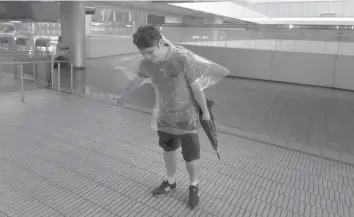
[199,99,220,160]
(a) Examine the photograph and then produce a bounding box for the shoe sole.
[189,197,199,209]
[189,192,200,209]
[153,188,177,197]
[189,204,199,209]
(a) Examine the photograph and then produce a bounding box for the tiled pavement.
[1,90,354,217]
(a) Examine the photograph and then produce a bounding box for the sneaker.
[189,185,199,208]
[152,180,176,197]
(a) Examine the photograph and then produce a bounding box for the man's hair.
[132,25,162,50]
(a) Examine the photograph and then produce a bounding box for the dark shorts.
[158,131,200,162]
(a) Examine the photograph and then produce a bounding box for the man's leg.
[186,159,200,186]
[180,133,201,208]
[152,131,180,197]
[164,150,177,184]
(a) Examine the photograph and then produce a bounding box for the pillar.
[60,1,86,68]
[204,14,223,41]
[85,14,92,36]
[128,12,137,33]
[142,12,148,24]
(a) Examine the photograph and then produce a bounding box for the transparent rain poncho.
[114,39,230,135]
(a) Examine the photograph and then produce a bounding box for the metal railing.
[0,59,73,102]
[51,60,74,94]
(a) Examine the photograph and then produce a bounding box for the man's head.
[133,25,167,63]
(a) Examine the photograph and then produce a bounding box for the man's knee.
[180,133,200,162]
[158,131,180,152]
[184,154,200,163]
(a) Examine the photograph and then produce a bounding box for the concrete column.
[128,12,137,33]
[85,14,92,36]
[129,11,133,22]
[204,14,223,41]
[60,1,86,68]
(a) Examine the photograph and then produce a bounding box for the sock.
[190,180,198,186]
[167,176,176,184]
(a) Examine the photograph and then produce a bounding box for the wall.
[181,40,354,56]
[86,36,137,59]
[182,44,354,90]
[85,36,354,90]
[334,55,354,90]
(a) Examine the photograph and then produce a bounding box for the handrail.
[0,59,74,102]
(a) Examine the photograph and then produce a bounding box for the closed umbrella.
[199,99,220,160]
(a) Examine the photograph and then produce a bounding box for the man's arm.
[117,77,144,105]
[180,54,209,116]
[116,64,148,106]
[189,81,208,114]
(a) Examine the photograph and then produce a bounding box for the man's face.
[140,46,162,63]
[139,41,164,63]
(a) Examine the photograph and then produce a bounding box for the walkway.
[1,90,354,217]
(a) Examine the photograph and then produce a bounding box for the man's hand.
[202,110,211,121]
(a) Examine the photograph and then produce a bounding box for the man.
[117,25,210,208]
[47,36,70,87]
[54,36,70,69]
